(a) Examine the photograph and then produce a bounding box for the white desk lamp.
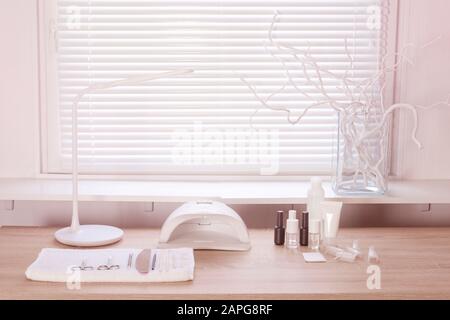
[55,69,194,247]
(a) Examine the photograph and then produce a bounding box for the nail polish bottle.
[309,219,321,251]
[285,210,299,249]
[300,211,309,246]
[274,210,285,245]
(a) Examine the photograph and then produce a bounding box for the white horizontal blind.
[50,0,388,175]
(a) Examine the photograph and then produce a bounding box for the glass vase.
[332,109,390,195]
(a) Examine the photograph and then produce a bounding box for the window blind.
[50,0,388,175]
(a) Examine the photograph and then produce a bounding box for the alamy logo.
[171,122,280,175]
[366,5,381,31]
[366,265,381,290]
[66,6,81,30]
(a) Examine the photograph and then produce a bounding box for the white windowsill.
[0,178,449,204]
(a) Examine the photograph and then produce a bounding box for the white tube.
[321,201,343,239]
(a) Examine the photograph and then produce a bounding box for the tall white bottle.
[307,177,325,235]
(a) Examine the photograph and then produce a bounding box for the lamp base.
[54,225,124,247]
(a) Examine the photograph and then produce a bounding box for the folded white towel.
[26,248,194,283]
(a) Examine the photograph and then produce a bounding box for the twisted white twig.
[239,11,449,191]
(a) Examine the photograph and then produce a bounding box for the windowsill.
[0,178,449,204]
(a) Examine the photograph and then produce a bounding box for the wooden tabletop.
[1,227,450,299]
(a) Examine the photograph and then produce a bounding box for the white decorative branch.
[240,12,449,192]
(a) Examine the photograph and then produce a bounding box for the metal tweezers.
[127,253,133,269]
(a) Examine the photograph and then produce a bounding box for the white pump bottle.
[285,210,299,249]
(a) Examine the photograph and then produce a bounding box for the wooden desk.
[1,227,450,299]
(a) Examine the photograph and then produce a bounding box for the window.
[42,0,391,176]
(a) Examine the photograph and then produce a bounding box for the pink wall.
[391,0,450,178]
[0,0,39,178]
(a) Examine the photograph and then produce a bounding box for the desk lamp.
[55,69,194,246]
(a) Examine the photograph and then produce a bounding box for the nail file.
[127,253,133,269]
[135,249,152,274]
[151,250,157,271]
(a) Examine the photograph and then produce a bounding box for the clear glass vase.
[332,109,390,195]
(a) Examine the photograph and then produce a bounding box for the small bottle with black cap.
[300,210,309,246]
[274,210,285,245]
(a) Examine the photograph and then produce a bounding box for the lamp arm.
[71,88,91,231]
[70,68,194,232]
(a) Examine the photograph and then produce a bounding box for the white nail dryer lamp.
[158,201,251,251]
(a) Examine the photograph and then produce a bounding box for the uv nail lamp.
[158,201,251,251]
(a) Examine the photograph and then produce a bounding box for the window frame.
[38,0,399,180]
